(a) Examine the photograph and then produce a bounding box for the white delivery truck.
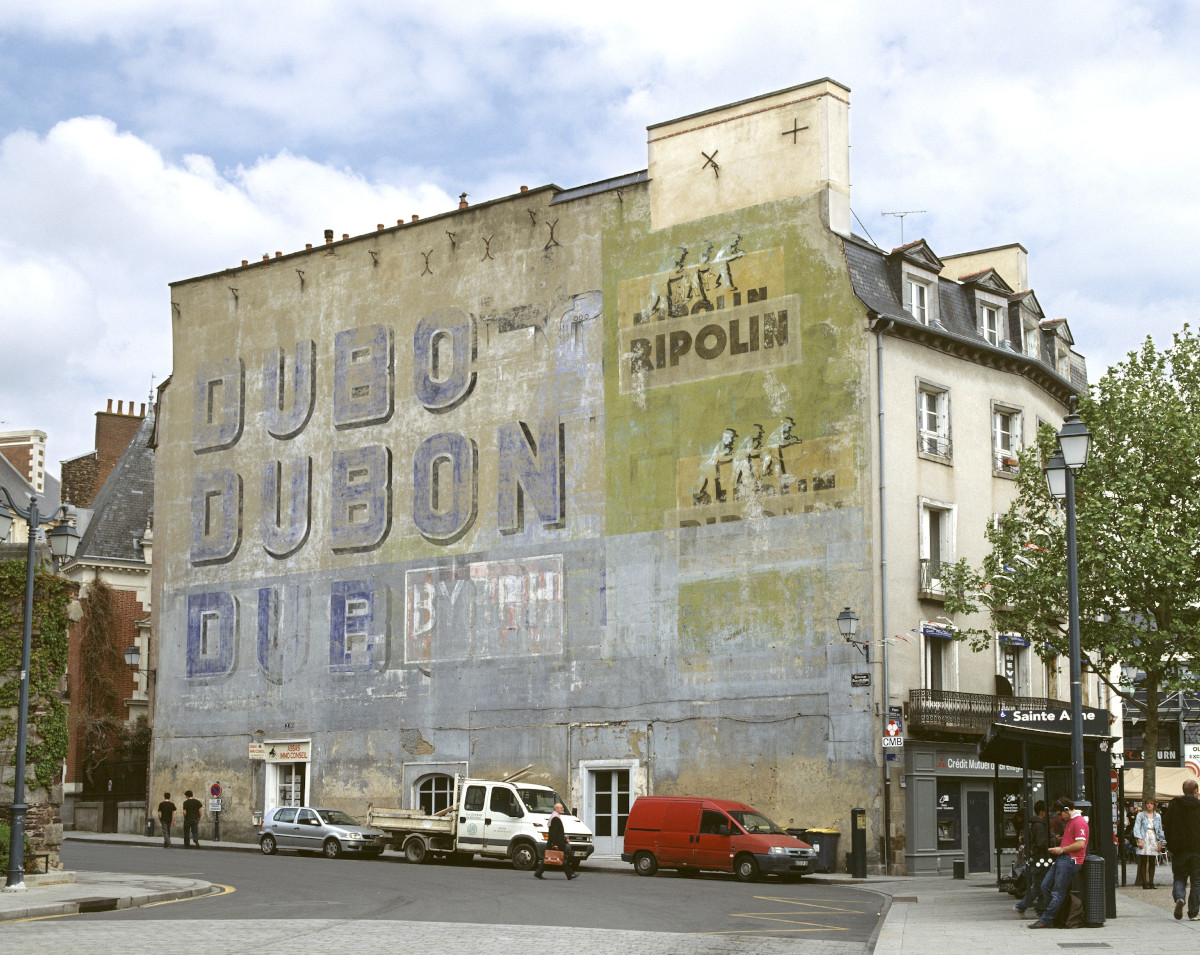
[368,777,595,870]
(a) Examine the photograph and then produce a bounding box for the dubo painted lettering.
[190,311,565,565]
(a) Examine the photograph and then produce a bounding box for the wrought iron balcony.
[918,431,952,458]
[908,689,1074,738]
[993,450,1020,474]
[919,558,945,600]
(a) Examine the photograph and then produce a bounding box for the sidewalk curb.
[2,883,214,922]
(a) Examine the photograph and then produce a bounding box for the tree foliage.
[943,324,1200,799]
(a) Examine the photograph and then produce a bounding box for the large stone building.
[151,78,1098,872]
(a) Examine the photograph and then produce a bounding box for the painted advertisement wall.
[153,81,879,845]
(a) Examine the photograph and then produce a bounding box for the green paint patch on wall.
[678,569,813,654]
[601,190,869,537]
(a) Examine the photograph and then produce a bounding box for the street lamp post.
[1042,409,1093,813]
[0,490,80,892]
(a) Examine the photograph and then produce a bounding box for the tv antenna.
[882,210,926,245]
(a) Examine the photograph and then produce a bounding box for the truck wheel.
[260,834,277,855]
[734,854,760,883]
[510,842,537,871]
[404,838,427,864]
[633,851,658,876]
[324,838,343,859]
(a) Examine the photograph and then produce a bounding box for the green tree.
[944,325,1200,802]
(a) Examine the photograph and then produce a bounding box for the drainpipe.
[875,317,894,873]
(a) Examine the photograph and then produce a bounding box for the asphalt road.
[61,842,884,943]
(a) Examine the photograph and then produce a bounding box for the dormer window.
[907,278,930,325]
[981,305,1000,346]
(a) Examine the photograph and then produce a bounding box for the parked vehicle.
[621,796,818,882]
[259,806,388,858]
[368,777,595,870]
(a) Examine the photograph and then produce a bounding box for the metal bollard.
[1081,852,1106,927]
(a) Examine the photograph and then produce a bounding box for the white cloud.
[2,0,1199,468]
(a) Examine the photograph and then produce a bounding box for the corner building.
[153,78,1087,872]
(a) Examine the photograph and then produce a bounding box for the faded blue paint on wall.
[414,310,476,412]
[190,469,242,564]
[193,358,244,452]
[263,340,316,439]
[497,419,564,533]
[412,432,478,544]
[331,445,391,553]
[333,325,393,429]
[329,580,387,673]
[186,591,237,678]
[261,456,311,558]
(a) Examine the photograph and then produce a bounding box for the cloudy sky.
[2,0,1197,474]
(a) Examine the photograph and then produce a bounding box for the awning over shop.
[978,721,1114,769]
[1121,766,1199,801]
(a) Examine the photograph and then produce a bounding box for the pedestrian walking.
[1133,798,1165,888]
[1163,777,1200,921]
[182,790,203,848]
[157,792,177,848]
[534,802,576,880]
[1028,797,1088,929]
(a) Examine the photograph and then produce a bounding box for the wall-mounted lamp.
[124,644,156,679]
[837,607,868,661]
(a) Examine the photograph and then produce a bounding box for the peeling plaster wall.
[153,83,880,855]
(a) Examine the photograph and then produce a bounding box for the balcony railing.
[918,432,952,458]
[919,558,945,599]
[908,689,1073,737]
[993,450,1020,474]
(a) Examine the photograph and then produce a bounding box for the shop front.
[904,741,1025,876]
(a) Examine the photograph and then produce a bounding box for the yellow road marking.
[696,893,866,935]
[3,882,234,922]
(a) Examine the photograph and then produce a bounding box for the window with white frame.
[919,498,955,593]
[924,632,950,691]
[907,278,930,325]
[917,382,950,458]
[999,635,1031,696]
[417,774,456,815]
[992,404,1022,472]
[981,304,1001,346]
[1024,321,1041,358]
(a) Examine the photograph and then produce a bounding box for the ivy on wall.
[75,577,137,784]
[0,559,71,795]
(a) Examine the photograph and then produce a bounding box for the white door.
[588,768,631,857]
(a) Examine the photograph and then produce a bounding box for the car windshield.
[727,811,785,834]
[316,809,359,826]
[517,788,563,813]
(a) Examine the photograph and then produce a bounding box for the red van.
[621,796,818,882]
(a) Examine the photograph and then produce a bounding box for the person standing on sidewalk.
[182,790,203,848]
[1163,777,1200,921]
[1029,798,1088,930]
[534,803,576,880]
[1014,801,1051,916]
[1133,798,1165,888]
[157,793,177,848]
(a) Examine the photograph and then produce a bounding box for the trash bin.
[792,828,840,873]
[953,859,965,879]
[146,818,155,837]
[1081,852,1106,927]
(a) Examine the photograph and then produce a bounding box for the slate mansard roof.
[843,233,1088,396]
[72,412,155,565]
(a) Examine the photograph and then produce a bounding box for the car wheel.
[510,842,537,871]
[404,838,427,864]
[260,834,277,856]
[633,851,658,877]
[324,838,343,859]
[734,854,760,883]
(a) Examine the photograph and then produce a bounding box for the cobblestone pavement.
[0,917,870,954]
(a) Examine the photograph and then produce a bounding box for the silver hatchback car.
[259,806,388,859]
